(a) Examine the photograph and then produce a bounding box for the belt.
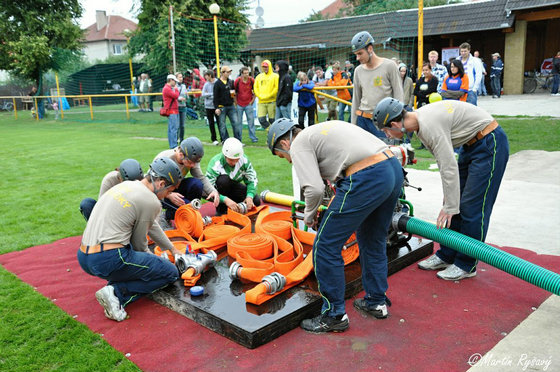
[345,149,394,177]
[80,243,124,254]
[466,120,499,146]
[356,110,373,119]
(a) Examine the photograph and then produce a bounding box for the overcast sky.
[79,0,335,29]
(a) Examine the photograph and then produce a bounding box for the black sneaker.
[353,298,389,319]
[300,313,349,333]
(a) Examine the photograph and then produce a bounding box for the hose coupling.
[189,198,201,210]
[237,202,248,214]
[261,272,286,294]
[229,261,242,279]
[188,250,218,276]
[202,215,213,226]
[175,253,198,274]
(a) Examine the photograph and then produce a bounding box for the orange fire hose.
[152,203,361,304]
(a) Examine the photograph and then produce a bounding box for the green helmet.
[373,97,405,130]
[180,137,204,163]
[267,118,297,154]
[148,157,182,187]
[118,159,143,181]
[351,31,374,52]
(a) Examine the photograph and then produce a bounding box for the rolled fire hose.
[393,213,560,295]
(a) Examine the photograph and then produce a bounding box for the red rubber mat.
[1,236,556,372]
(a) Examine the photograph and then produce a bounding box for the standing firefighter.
[350,31,403,139]
[267,118,403,333]
[78,158,183,321]
[373,98,509,281]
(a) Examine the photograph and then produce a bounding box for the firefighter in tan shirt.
[78,157,183,322]
[373,98,509,281]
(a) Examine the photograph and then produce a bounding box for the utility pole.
[169,5,177,73]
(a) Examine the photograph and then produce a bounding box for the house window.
[113,44,123,55]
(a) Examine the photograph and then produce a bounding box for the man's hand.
[170,247,182,257]
[225,197,239,212]
[215,108,222,115]
[306,216,319,230]
[168,192,186,207]
[245,196,254,210]
[207,190,220,207]
[436,209,454,229]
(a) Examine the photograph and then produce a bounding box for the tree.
[0,1,84,93]
[129,0,250,74]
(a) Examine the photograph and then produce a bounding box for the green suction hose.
[393,214,560,295]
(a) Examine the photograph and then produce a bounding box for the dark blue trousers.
[79,197,97,221]
[313,157,403,317]
[356,115,387,139]
[436,126,509,272]
[163,177,203,220]
[77,245,179,307]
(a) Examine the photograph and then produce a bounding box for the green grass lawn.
[0,107,558,370]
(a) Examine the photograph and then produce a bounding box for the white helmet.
[222,138,244,159]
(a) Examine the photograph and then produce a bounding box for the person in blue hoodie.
[293,71,316,129]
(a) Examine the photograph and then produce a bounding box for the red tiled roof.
[83,15,137,42]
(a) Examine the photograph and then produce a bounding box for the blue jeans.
[313,157,403,317]
[491,76,501,97]
[477,80,487,96]
[338,102,350,122]
[552,74,560,94]
[78,245,179,307]
[167,114,179,148]
[466,90,478,106]
[275,103,292,120]
[162,177,203,220]
[79,198,97,221]
[356,115,386,139]
[436,126,509,272]
[238,104,257,142]
[178,109,186,142]
[219,106,242,141]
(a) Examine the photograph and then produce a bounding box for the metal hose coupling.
[202,215,213,226]
[189,198,201,210]
[174,253,198,274]
[392,212,410,232]
[237,202,248,214]
[187,250,218,276]
[229,261,242,279]
[261,272,286,294]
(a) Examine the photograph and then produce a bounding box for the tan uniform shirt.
[351,58,404,125]
[97,171,174,252]
[416,100,494,214]
[98,170,121,198]
[82,180,172,252]
[290,121,388,224]
[155,149,216,197]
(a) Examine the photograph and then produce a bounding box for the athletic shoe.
[300,313,349,333]
[95,286,127,321]
[417,255,451,270]
[353,298,389,319]
[436,264,477,281]
[212,140,219,146]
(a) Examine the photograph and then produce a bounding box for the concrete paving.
[402,93,559,371]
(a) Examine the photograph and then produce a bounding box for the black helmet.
[148,157,182,187]
[373,97,405,130]
[180,137,204,163]
[351,31,374,52]
[118,159,143,181]
[267,118,297,154]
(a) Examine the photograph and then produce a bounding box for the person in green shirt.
[206,138,260,214]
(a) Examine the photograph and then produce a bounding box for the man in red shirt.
[162,74,180,148]
[235,67,257,142]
